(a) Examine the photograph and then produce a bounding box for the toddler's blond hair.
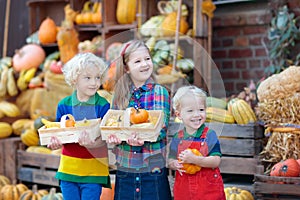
[172,86,207,111]
[62,52,107,88]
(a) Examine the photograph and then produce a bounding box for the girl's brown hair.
[113,40,153,109]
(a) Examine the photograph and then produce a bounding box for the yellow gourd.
[161,12,189,36]
[116,0,137,24]
[224,187,254,200]
[0,122,13,139]
[21,129,40,146]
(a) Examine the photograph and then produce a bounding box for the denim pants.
[60,180,102,200]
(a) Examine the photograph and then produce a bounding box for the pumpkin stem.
[32,184,38,193]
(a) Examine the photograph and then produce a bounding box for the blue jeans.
[60,180,102,200]
[114,167,172,200]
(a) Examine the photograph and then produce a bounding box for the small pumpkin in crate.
[130,107,149,124]
[270,158,300,177]
[19,184,48,200]
[179,148,202,174]
[0,183,28,200]
[224,187,254,200]
[41,188,63,200]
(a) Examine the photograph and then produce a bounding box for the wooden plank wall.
[0,0,29,57]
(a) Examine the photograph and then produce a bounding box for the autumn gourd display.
[57,20,79,64]
[0,183,28,200]
[12,119,34,136]
[116,0,137,24]
[224,187,254,200]
[228,98,257,125]
[19,184,48,200]
[179,148,202,174]
[130,107,149,124]
[12,44,46,72]
[38,17,58,44]
[270,158,300,177]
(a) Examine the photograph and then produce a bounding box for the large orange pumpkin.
[38,17,58,44]
[12,44,46,72]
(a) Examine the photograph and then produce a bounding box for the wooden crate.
[0,137,23,182]
[100,109,164,142]
[17,150,60,186]
[254,171,300,199]
[38,118,101,145]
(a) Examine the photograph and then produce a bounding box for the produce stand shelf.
[0,137,23,182]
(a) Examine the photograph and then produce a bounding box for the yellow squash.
[116,0,137,24]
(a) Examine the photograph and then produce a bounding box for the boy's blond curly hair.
[172,85,207,111]
[62,52,107,88]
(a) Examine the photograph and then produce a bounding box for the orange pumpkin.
[270,158,300,177]
[179,148,202,174]
[38,17,58,44]
[100,184,115,200]
[130,108,149,124]
[161,12,189,36]
[12,44,46,72]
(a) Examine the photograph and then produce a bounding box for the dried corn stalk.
[260,131,300,163]
[256,93,300,126]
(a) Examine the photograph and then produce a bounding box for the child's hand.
[47,136,62,150]
[78,131,104,148]
[178,149,198,164]
[168,159,184,176]
[127,133,144,146]
[107,134,122,145]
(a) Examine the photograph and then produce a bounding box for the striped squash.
[230,99,257,125]
[0,183,28,200]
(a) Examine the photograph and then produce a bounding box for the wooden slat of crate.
[18,167,59,186]
[219,137,262,156]
[220,157,260,175]
[0,137,23,182]
[17,150,60,169]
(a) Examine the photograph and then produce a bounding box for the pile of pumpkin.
[0,174,114,200]
[0,175,62,200]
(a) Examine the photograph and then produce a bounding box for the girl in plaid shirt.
[108,40,172,200]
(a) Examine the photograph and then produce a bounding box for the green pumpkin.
[42,188,63,200]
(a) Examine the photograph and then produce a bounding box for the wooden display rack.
[0,137,23,182]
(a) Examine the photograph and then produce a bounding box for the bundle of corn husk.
[256,92,300,127]
[260,130,300,163]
